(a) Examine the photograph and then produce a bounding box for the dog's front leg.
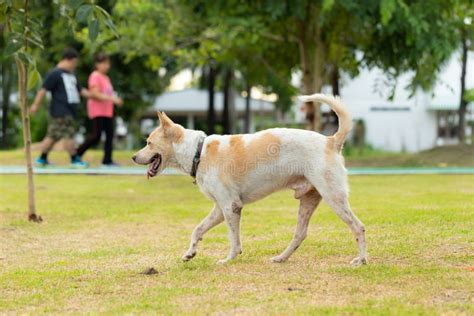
[217,202,243,264]
[182,204,224,261]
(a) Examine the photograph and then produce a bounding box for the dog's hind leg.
[182,204,224,261]
[306,168,367,266]
[326,194,367,266]
[216,201,243,264]
[271,188,322,263]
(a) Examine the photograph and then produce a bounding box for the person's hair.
[61,48,79,60]
[94,52,109,65]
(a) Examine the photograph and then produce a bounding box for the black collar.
[190,137,205,179]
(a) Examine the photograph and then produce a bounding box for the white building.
[296,52,474,152]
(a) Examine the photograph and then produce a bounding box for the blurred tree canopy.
[1,0,472,147]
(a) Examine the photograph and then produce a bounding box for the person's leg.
[102,117,114,164]
[63,138,77,156]
[76,117,102,157]
[57,116,86,165]
[36,117,61,164]
[39,137,56,157]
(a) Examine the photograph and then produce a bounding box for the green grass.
[1,174,473,314]
[344,144,474,167]
[1,143,473,167]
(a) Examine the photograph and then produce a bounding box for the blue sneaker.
[35,157,50,167]
[71,158,89,168]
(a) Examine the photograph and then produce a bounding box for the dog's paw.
[181,251,196,262]
[350,257,367,267]
[270,255,287,263]
[216,258,230,265]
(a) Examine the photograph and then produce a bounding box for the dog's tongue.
[146,158,160,179]
[147,164,155,179]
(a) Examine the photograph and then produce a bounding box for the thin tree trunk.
[2,62,12,148]
[15,0,41,222]
[1,24,12,148]
[207,64,217,135]
[331,65,340,130]
[298,4,325,132]
[244,81,251,133]
[331,65,340,96]
[458,28,468,143]
[222,67,232,134]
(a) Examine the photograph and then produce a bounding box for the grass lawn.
[1,174,473,314]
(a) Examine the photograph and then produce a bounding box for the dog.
[132,94,367,266]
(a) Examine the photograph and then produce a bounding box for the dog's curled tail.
[299,93,352,152]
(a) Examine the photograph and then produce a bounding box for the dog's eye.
[147,141,152,146]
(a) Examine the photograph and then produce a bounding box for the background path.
[1,166,473,175]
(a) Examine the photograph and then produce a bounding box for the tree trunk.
[207,64,217,135]
[222,67,233,134]
[2,61,12,148]
[298,4,326,132]
[244,81,251,133]
[1,24,12,149]
[15,0,41,222]
[330,65,340,131]
[458,29,468,143]
[15,58,41,222]
[331,65,340,96]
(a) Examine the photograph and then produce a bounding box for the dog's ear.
[157,111,174,128]
[157,111,183,142]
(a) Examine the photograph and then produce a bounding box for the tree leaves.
[88,18,99,42]
[68,0,84,11]
[75,4,92,24]
[4,33,23,55]
[16,51,33,65]
[27,66,41,90]
[380,0,397,25]
[73,4,118,42]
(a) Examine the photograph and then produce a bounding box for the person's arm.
[80,88,91,98]
[30,88,47,113]
[31,70,57,114]
[89,85,123,106]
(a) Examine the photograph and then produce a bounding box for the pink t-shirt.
[87,71,114,118]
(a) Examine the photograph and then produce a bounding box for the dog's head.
[132,112,184,178]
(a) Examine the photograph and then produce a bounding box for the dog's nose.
[132,155,137,162]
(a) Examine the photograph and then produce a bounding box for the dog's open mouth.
[147,154,162,178]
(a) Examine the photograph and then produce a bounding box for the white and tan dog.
[132,94,367,266]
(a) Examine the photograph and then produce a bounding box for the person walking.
[76,53,123,166]
[30,48,90,167]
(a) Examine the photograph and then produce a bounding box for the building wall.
[361,108,438,152]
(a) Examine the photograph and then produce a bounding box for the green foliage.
[29,106,48,143]
[1,0,118,89]
[465,88,474,103]
[357,0,465,97]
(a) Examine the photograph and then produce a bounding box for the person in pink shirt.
[77,53,123,166]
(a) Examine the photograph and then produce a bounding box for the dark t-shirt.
[42,68,81,118]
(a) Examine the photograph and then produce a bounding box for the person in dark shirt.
[30,48,90,167]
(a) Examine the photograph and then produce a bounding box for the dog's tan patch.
[205,140,220,158]
[201,133,281,185]
[325,136,335,162]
